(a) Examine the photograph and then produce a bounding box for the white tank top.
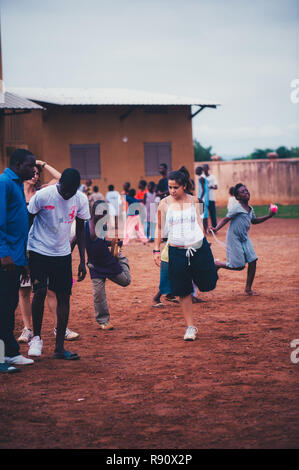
[164,197,204,247]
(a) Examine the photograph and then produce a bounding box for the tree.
[276,146,292,159]
[194,139,212,162]
[250,148,274,159]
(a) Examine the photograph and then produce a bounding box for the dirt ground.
[1,218,298,449]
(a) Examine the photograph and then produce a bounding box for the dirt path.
[1,219,298,449]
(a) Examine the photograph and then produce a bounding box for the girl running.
[210,183,275,295]
[153,169,218,341]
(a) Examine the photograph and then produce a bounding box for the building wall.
[0,110,43,172]
[23,105,194,192]
[194,159,299,206]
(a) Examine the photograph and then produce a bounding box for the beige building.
[2,88,219,191]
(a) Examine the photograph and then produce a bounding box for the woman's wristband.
[153,250,160,254]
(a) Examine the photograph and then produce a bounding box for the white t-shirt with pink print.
[28,185,90,256]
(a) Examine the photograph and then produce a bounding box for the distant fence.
[194,158,299,206]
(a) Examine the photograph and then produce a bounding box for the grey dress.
[226,202,258,268]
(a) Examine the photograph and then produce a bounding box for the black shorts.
[168,238,218,298]
[29,251,73,295]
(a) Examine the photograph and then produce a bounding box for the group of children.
[15,159,277,364]
[76,167,276,343]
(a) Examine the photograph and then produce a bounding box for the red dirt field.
[1,218,298,449]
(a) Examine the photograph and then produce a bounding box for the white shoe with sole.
[54,328,80,340]
[184,326,198,341]
[18,327,33,343]
[5,355,34,365]
[28,336,43,357]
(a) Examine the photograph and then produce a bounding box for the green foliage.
[193,139,212,162]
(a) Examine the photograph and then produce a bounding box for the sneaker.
[99,323,114,330]
[28,336,43,357]
[54,328,80,341]
[184,326,198,341]
[4,355,34,365]
[0,363,20,373]
[17,327,33,343]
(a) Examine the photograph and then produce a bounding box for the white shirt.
[105,190,122,216]
[28,185,90,256]
[207,174,218,201]
[165,203,204,247]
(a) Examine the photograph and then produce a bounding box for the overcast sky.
[1,0,298,158]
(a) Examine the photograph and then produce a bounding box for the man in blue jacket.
[0,148,36,373]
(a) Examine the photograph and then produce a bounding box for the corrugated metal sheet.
[0,91,43,110]
[7,87,220,107]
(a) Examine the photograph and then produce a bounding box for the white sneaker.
[54,328,80,341]
[18,327,33,343]
[5,354,34,365]
[184,326,198,341]
[28,336,43,357]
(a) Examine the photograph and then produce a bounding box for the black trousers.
[0,266,22,358]
[208,200,217,228]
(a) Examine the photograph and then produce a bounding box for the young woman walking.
[153,169,218,341]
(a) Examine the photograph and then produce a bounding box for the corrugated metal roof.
[0,91,44,110]
[7,87,220,107]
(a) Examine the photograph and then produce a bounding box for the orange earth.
[1,218,298,449]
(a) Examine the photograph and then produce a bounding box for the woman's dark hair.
[34,164,43,189]
[93,185,99,192]
[229,186,235,196]
[108,184,114,191]
[234,183,245,199]
[168,166,193,194]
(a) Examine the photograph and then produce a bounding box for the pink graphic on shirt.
[44,205,55,210]
[66,206,77,224]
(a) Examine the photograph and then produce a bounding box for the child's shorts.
[168,238,218,298]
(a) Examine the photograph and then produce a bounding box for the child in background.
[195,166,209,235]
[89,186,105,206]
[211,183,275,295]
[123,189,148,246]
[227,186,237,211]
[144,181,158,242]
[136,180,147,203]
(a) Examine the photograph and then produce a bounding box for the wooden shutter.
[144,142,172,176]
[70,144,101,179]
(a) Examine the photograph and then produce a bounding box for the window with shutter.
[70,144,101,179]
[144,142,172,176]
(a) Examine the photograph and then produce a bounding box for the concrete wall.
[194,159,299,206]
[18,104,194,193]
